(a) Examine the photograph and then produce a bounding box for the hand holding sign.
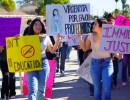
[0,46,4,52]
[76,33,82,40]
[55,34,62,47]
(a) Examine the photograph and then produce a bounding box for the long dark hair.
[90,22,94,33]
[28,18,46,35]
[53,9,59,17]
[96,18,108,28]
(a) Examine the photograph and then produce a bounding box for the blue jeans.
[59,42,68,72]
[88,82,94,95]
[66,46,72,59]
[90,57,113,100]
[113,57,119,82]
[27,57,50,100]
[122,54,130,82]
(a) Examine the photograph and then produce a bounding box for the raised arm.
[77,34,91,52]
[47,35,61,54]
[0,46,4,52]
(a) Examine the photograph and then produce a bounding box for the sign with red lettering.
[100,24,130,54]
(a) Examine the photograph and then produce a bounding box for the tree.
[16,0,43,7]
[121,4,130,17]
[112,4,130,18]
[38,0,70,15]
[121,0,127,9]
[1,0,16,12]
[115,0,119,8]
[113,8,121,17]
[103,11,109,19]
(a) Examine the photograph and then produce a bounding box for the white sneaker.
[129,78,130,82]
[122,82,127,86]
[10,96,15,99]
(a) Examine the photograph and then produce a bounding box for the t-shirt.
[40,36,52,58]
[46,36,57,60]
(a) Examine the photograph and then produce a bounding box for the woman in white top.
[26,18,61,100]
[78,19,114,100]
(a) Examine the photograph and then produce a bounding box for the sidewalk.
[0,49,130,100]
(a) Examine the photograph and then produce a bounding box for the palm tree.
[121,0,127,10]
[115,0,119,8]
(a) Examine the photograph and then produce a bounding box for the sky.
[14,0,130,16]
[70,0,130,16]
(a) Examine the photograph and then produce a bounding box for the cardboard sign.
[46,4,90,36]
[0,17,21,46]
[115,15,130,26]
[100,24,130,54]
[6,35,42,72]
[67,34,88,46]
[76,53,93,84]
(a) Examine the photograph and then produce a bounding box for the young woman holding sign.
[25,18,61,100]
[78,19,114,100]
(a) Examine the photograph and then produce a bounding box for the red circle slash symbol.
[21,45,35,58]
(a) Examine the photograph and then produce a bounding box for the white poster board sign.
[100,24,130,54]
[46,4,90,36]
[76,53,93,84]
[67,34,87,46]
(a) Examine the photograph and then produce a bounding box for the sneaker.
[56,69,59,73]
[90,93,94,97]
[129,78,130,82]
[122,82,127,86]
[2,95,9,100]
[66,58,70,62]
[113,79,117,86]
[10,95,15,99]
[60,71,65,76]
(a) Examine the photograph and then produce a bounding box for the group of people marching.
[0,13,130,100]
[77,13,130,100]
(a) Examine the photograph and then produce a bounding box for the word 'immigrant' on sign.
[8,58,42,72]
[102,25,130,53]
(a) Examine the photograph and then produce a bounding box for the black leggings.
[0,60,16,99]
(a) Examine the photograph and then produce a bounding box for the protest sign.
[115,15,130,26]
[76,53,93,84]
[46,4,90,36]
[0,17,21,46]
[67,34,88,46]
[100,24,130,54]
[6,35,42,72]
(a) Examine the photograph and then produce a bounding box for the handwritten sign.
[100,24,130,54]
[67,34,87,46]
[115,15,130,26]
[0,18,21,46]
[76,53,93,84]
[6,35,42,72]
[46,4,90,36]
